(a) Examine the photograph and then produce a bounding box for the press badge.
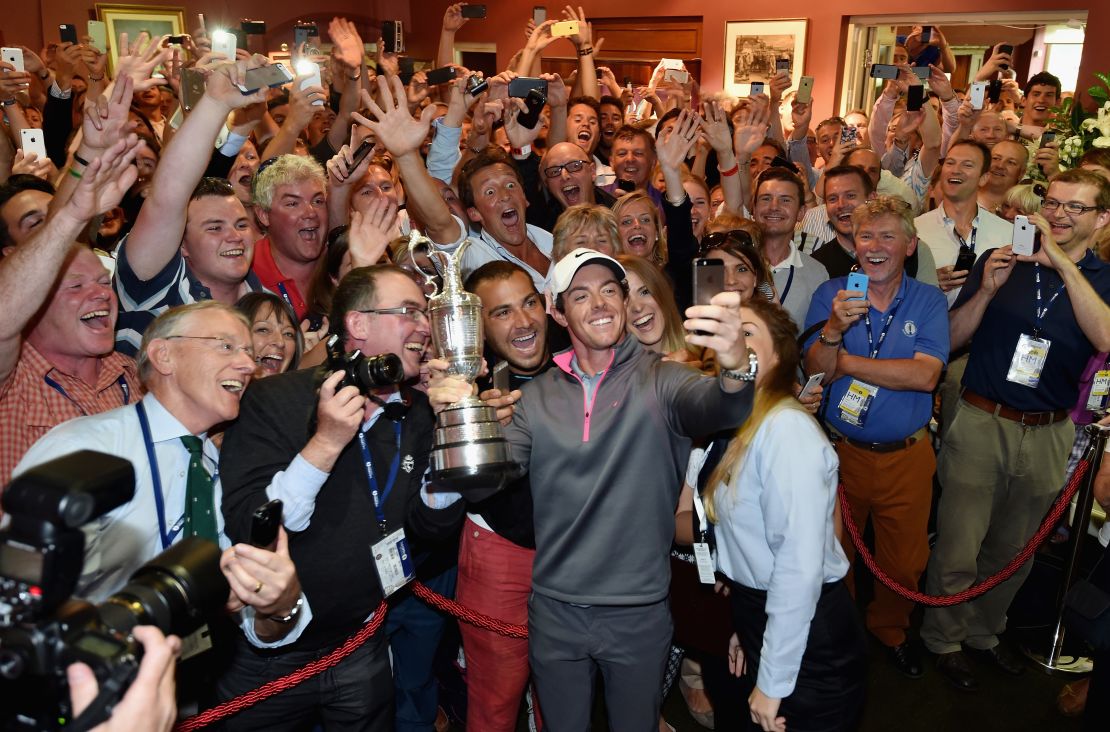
[372,528,416,596]
[1088,370,1110,412]
[1006,334,1051,388]
[178,624,213,661]
[838,380,879,427]
[693,542,716,584]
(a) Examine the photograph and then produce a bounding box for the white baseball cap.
[549,247,627,297]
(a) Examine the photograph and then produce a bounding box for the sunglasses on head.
[698,229,754,256]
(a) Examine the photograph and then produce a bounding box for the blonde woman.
[613,191,669,266]
[551,204,624,261]
[698,299,867,732]
[617,255,702,368]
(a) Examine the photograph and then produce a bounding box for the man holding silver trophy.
[428,248,756,731]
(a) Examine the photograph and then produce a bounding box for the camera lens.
[362,353,405,389]
[98,537,228,639]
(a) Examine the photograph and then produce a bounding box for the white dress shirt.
[711,406,849,699]
[915,202,1012,305]
[435,213,554,292]
[14,393,311,648]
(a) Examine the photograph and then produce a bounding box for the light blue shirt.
[710,406,849,699]
[437,214,553,293]
[14,393,311,648]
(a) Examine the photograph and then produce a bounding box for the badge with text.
[1087,369,1110,412]
[372,528,415,596]
[178,623,213,661]
[1006,334,1051,388]
[693,542,716,584]
[838,380,879,427]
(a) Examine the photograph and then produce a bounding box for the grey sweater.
[505,335,754,605]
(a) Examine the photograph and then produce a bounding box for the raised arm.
[437,4,469,68]
[126,56,271,281]
[949,247,1016,351]
[327,18,368,154]
[563,6,600,100]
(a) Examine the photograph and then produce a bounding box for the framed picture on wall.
[95,4,186,74]
[724,19,808,97]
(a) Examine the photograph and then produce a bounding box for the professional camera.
[325,334,405,394]
[0,451,229,731]
[465,73,488,96]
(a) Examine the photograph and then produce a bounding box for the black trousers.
[729,579,868,732]
[214,630,393,731]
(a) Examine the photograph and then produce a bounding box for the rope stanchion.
[839,458,1092,607]
[174,600,388,732]
[411,580,529,638]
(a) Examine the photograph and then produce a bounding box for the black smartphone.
[508,76,547,98]
[294,23,319,48]
[516,89,546,129]
[693,258,725,307]
[1040,130,1057,148]
[920,26,932,43]
[954,248,976,273]
[180,67,206,111]
[492,360,511,393]
[382,20,405,54]
[906,85,925,112]
[165,35,188,46]
[461,4,487,18]
[237,63,294,94]
[988,79,1002,103]
[250,499,283,550]
[869,64,899,80]
[306,312,325,332]
[425,66,458,86]
[350,137,375,170]
[240,19,267,35]
[997,44,1013,70]
[398,56,415,85]
[59,24,78,44]
[775,58,790,73]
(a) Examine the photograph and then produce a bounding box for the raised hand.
[0,61,32,101]
[657,109,701,170]
[353,76,437,160]
[927,63,955,101]
[285,74,327,129]
[66,136,144,220]
[348,196,399,267]
[81,74,135,153]
[329,17,365,70]
[502,97,541,148]
[442,3,469,33]
[735,98,771,156]
[561,5,593,49]
[407,71,430,107]
[203,54,274,109]
[543,72,569,108]
[11,150,55,180]
[115,32,173,91]
[701,101,733,154]
[789,98,813,140]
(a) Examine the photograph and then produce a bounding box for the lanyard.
[778,266,795,305]
[953,224,977,254]
[862,302,901,359]
[135,402,185,550]
[357,420,403,537]
[276,282,294,309]
[1032,263,1066,337]
[691,482,709,541]
[45,374,130,416]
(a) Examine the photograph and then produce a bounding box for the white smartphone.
[661,58,685,71]
[796,76,814,105]
[749,81,765,96]
[799,372,825,400]
[1012,214,1039,256]
[87,20,108,54]
[665,68,689,84]
[295,60,324,106]
[2,47,24,72]
[20,129,47,159]
[969,81,987,111]
[211,29,237,60]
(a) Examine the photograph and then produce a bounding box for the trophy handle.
[406,230,441,298]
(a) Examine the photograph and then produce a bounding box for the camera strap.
[357,420,402,537]
[136,402,184,550]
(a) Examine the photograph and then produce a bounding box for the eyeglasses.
[167,335,255,359]
[543,160,588,178]
[1041,198,1102,215]
[358,306,429,321]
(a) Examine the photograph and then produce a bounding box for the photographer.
[219,264,466,730]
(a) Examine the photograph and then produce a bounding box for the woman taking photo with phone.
[702,299,866,731]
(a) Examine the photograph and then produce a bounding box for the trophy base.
[429,402,522,499]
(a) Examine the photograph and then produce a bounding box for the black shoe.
[888,641,924,679]
[968,643,1027,676]
[936,650,978,692]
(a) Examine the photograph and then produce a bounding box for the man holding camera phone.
[219,263,468,730]
[922,169,1110,690]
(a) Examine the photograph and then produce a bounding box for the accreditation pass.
[372,528,416,596]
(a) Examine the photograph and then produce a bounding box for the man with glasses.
[915,140,1013,306]
[219,264,466,730]
[922,169,1110,691]
[16,300,310,698]
[521,141,617,232]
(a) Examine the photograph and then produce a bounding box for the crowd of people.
[2,6,1110,732]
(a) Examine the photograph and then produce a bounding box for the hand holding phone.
[250,499,283,551]
[968,81,987,110]
[749,81,764,96]
[954,247,977,274]
[845,271,869,300]
[692,258,725,335]
[1,47,25,72]
[799,373,825,400]
[462,4,487,18]
[492,361,511,393]
[551,20,580,38]
[1011,215,1040,257]
[59,24,79,45]
[19,129,47,159]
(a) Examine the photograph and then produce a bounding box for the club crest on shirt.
[402,454,415,473]
[903,320,917,337]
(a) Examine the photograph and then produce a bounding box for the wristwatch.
[818,331,843,347]
[720,347,758,382]
[265,596,304,624]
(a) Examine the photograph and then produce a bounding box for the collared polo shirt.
[251,237,308,321]
[915,202,1012,305]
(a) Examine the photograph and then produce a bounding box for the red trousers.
[836,437,935,647]
[456,517,541,731]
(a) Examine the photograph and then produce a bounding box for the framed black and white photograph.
[724,19,808,97]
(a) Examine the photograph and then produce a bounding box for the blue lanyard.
[1032,264,1065,337]
[276,282,294,309]
[135,402,185,550]
[44,374,130,416]
[862,301,901,359]
[778,266,795,305]
[953,225,977,254]
[357,419,403,536]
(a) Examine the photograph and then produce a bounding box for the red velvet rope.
[839,458,1092,607]
[411,579,529,638]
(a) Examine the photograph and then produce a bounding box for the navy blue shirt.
[955,249,1110,412]
[805,273,949,441]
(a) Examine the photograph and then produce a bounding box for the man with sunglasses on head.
[922,169,1110,692]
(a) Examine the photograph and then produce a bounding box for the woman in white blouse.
[704,299,867,731]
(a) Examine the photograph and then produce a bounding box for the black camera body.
[325,334,405,394]
[0,452,229,731]
[465,73,489,97]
